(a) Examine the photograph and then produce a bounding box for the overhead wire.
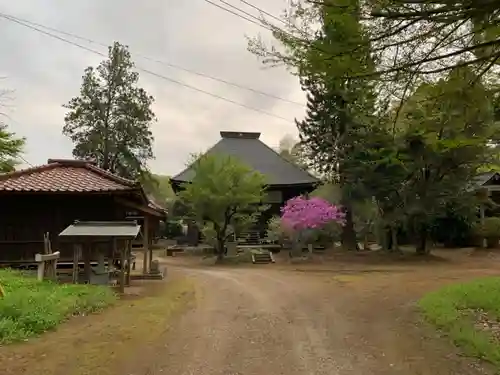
[238,0,288,26]
[204,0,320,55]
[0,13,297,123]
[0,12,304,107]
[203,0,272,31]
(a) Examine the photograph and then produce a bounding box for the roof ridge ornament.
[219,131,260,139]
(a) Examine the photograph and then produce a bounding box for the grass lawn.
[0,268,117,344]
[0,275,195,375]
[419,277,500,368]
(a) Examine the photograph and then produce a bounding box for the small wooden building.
[170,131,319,242]
[0,159,166,270]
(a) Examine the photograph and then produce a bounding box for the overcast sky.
[0,0,305,175]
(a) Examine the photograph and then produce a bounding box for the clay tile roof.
[147,197,167,213]
[0,159,139,193]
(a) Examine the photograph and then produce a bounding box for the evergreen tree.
[294,0,377,250]
[0,123,25,173]
[63,42,156,179]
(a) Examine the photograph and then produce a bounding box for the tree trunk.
[216,237,225,261]
[416,226,430,255]
[390,226,400,253]
[341,205,358,251]
[383,227,392,251]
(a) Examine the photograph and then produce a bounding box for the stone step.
[252,252,274,264]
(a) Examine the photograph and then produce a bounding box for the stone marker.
[226,242,238,256]
[150,259,161,274]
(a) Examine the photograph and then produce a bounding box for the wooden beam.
[35,251,61,282]
[35,252,60,262]
[114,197,164,218]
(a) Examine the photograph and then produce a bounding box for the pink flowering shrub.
[281,196,345,233]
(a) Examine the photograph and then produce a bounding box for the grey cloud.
[0,0,303,175]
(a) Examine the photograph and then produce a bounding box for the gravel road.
[143,265,491,375]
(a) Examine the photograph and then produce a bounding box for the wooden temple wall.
[0,193,128,263]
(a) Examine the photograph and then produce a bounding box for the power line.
[218,0,274,29]
[0,12,304,107]
[204,0,271,31]
[19,155,33,167]
[0,13,297,123]
[238,0,287,26]
[204,0,280,32]
[204,0,315,51]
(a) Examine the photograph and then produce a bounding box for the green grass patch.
[419,277,500,368]
[0,268,117,344]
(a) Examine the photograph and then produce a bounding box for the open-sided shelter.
[170,131,319,242]
[59,220,140,292]
[0,159,166,272]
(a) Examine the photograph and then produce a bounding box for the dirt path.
[2,252,497,375]
[131,262,495,375]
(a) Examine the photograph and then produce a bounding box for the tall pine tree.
[295,0,376,250]
[63,42,156,179]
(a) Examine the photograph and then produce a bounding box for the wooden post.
[142,216,150,274]
[37,259,45,281]
[42,232,58,280]
[72,244,81,284]
[126,240,132,286]
[35,252,61,282]
[119,240,126,294]
[96,250,106,274]
[83,242,92,284]
[480,203,487,248]
[148,230,153,271]
[112,238,117,283]
[109,239,114,272]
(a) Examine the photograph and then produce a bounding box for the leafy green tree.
[63,42,156,179]
[0,124,25,173]
[178,153,268,261]
[396,67,494,253]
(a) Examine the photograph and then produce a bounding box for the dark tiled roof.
[147,196,167,213]
[466,172,500,192]
[171,131,319,186]
[474,172,498,187]
[0,159,138,193]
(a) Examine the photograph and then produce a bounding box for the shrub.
[266,216,288,243]
[0,269,116,344]
[164,220,184,239]
[310,221,342,247]
[472,217,500,248]
[201,223,217,247]
[429,199,477,248]
[280,196,344,253]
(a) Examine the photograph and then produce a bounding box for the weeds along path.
[0,273,195,375]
